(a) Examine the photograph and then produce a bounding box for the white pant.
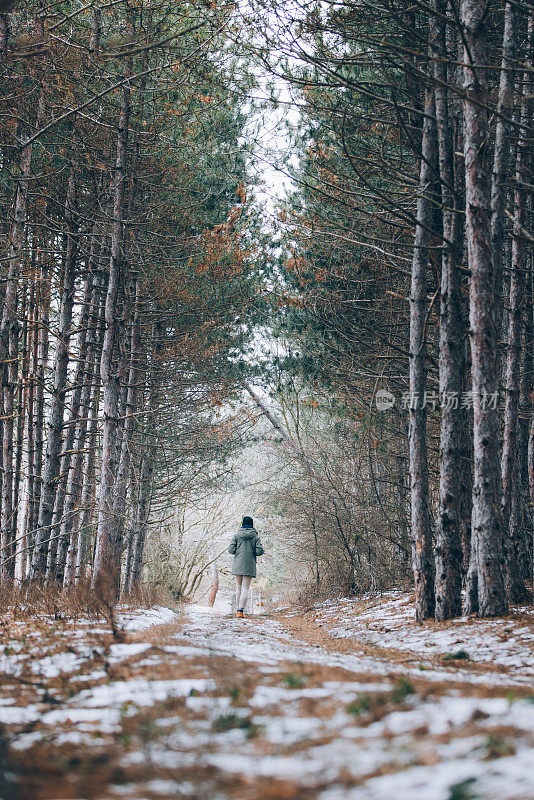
[235,575,252,610]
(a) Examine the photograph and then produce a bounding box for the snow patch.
[119,605,178,632]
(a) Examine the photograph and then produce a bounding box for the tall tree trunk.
[19,276,37,580]
[447,22,474,599]
[432,0,463,620]
[0,137,32,582]
[45,270,93,582]
[13,282,29,570]
[125,450,154,595]
[89,7,101,62]
[122,521,135,596]
[62,267,106,587]
[124,318,159,594]
[30,166,78,580]
[92,20,133,598]
[464,3,517,614]
[112,39,149,563]
[461,0,507,617]
[74,381,101,585]
[113,279,142,562]
[47,232,103,583]
[29,248,51,560]
[527,264,534,569]
[409,78,436,622]
[501,9,533,603]
[491,1,518,340]
[1,279,19,581]
[0,13,8,59]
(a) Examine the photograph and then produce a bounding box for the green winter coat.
[228,526,264,577]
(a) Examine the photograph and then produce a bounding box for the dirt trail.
[0,598,533,800]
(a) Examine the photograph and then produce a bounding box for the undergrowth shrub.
[0,579,172,641]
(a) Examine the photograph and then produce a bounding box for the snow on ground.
[180,603,390,673]
[0,605,179,681]
[182,600,534,687]
[309,591,534,682]
[1,595,533,800]
[321,747,534,800]
[118,605,178,632]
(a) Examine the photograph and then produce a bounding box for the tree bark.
[409,81,436,622]
[45,264,95,582]
[48,229,105,583]
[62,266,106,588]
[527,262,534,569]
[73,381,101,585]
[462,0,507,617]
[0,138,32,582]
[28,248,51,561]
[125,451,154,594]
[501,9,533,603]
[30,166,78,580]
[112,279,141,561]
[92,20,133,598]
[490,1,518,340]
[13,282,29,574]
[19,275,37,580]
[432,0,463,620]
[112,41,150,561]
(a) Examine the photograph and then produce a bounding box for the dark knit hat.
[242,516,253,528]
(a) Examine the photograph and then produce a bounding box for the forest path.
[1,597,533,800]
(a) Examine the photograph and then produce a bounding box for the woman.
[228,516,264,618]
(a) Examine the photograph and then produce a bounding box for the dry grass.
[0,580,176,643]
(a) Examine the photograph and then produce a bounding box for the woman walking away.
[228,516,264,618]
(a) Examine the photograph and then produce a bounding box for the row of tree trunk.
[255,0,533,618]
[0,0,255,601]
[0,6,166,600]
[409,0,533,619]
